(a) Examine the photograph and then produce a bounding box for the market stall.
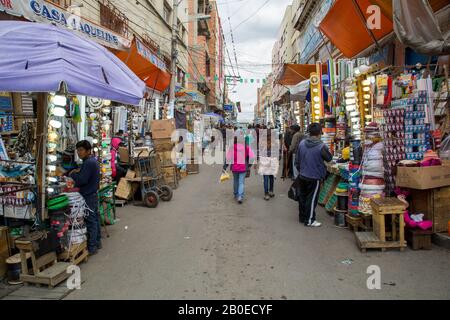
[0,21,145,285]
[302,55,450,251]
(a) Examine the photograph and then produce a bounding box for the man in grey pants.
[295,123,332,227]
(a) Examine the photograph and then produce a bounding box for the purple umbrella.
[0,21,145,105]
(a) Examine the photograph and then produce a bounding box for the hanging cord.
[62,192,92,253]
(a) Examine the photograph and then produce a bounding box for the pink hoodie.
[226,143,255,173]
[111,137,122,178]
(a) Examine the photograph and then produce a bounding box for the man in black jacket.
[295,123,333,227]
[69,140,101,255]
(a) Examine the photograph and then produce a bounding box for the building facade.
[187,0,225,112]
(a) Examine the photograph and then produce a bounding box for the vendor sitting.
[69,140,101,255]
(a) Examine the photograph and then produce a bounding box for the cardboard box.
[0,226,10,279]
[158,151,175,167]
[396,163,450,190]
[153,138,174,152]
[118,146,130,164]
[151,119,176,139]
[115,178,139,200]
[125,170,136,179]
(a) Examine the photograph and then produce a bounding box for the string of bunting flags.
[183,74,267,85]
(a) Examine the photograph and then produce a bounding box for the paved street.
[63,164,450,300]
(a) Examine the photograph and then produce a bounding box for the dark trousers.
[298,177,321,225]
[84,193,101,252]
[263,175,274,194]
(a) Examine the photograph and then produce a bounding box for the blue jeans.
[264,175,274,194]
[84,194,101,253]
[233,172,246,199]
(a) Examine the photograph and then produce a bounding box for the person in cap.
[295,123,332,227]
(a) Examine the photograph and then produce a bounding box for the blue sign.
[224,104,233,112]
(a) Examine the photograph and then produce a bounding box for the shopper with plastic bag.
[222,130,255,204]
[258,128,280,200]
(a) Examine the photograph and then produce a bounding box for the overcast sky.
[216,0,292,122]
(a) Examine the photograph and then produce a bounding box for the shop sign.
[136,39,167,71]
[224,104,233,112]
[0,0,131,51]
[298,0,333,64]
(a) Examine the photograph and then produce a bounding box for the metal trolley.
[134,150,173,208]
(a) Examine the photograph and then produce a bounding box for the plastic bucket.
[334,211,346,227]
[337,196,348,210]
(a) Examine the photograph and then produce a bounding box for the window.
[99,0,129,37]
[163,3,172,23]
[49,0,72,8]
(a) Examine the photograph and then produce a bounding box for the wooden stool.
[355,198,407,252]
[16,240,71,288]
[406,229,433,250]
[360,214,373,231]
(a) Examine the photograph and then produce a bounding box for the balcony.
[197,0,211,38]
[293,0,318,32]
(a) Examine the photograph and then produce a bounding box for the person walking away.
[282,126,293,179]
[289,125,305,180]
[223,133,255,204]
[111,137,126,183]
[287,124,300,179]
[295,123,332,227]
[258,129,279,200]
[69,140,102,255]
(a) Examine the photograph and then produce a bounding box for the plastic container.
[337,195,348,211]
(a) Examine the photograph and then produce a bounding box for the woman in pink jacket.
[223,134,255,204]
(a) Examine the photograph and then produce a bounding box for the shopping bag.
[220,170,231,182]
[288,179,299,201]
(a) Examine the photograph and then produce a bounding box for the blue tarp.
[0,21,145,105]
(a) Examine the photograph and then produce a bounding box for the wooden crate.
[346,214,363,232]
[409,187,450,233]
[0,226,10,279]
[406,229,433,250]
[58,241,88,265]
[355,232,407,252]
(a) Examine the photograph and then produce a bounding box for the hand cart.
[133,150,173,208]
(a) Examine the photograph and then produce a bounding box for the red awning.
[277,64,328,86]
[116,39,171,93]
[319,0,394,59]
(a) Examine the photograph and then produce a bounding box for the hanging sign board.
[0,0,131,51]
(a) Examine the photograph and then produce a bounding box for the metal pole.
[169,0,180,118]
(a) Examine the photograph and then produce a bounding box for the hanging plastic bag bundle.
[220,170,230,182]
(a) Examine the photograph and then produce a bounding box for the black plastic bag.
[288,179,299,201]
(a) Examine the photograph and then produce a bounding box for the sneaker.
[269,192,275,198]
[264,194,270,201]
[97,242,102,250]
[237,198,243,204]
[307,221,322,227]
[89,249,98,256]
